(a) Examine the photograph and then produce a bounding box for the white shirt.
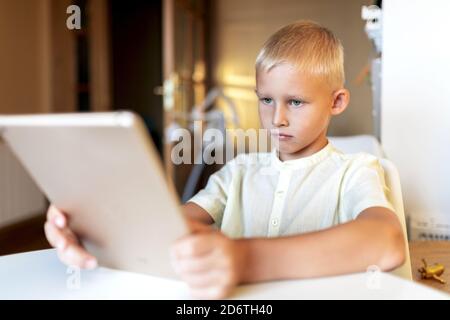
[188,143,394,238]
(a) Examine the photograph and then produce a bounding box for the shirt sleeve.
[187,160,234,225]
[341,154,395,220]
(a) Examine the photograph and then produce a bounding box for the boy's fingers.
[173,250,217,274]
[46,205,67,228]
[45,222,97,269]
[172,234,214,258]
[57,243,97,269]
[44,222,71,250]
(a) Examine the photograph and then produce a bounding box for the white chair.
[329,134,384,158]
[379,159,412,280]
[329,136,412,280]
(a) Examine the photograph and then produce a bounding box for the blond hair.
[255,20,344,90]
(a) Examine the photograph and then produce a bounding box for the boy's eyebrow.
[254,89,274,97]
[255,89,310,101]
[254,89,269,98]
[285,94,310,101]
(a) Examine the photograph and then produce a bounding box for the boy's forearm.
[237,207,406,283]
[181,202,214,225]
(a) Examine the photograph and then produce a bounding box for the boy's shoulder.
[331,147,382,166]
[330,147,385,179]
[331,146,380,163]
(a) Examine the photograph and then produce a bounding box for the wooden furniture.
[409,241,450,294]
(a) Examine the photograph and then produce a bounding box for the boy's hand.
[171,220,247,299]
[44,205,98,269]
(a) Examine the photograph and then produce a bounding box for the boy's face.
[256,63,348,161]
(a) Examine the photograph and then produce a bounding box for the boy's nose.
[272,106,289,127]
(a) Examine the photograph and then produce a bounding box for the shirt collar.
[271,141,334,170]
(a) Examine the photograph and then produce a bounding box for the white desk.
[0,249,448,300]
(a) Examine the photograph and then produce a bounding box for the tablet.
[0,111,188,279]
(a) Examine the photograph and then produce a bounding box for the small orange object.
[418,259,446,284]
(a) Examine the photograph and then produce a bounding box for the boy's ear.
[330,89,350,116]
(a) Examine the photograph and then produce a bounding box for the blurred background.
[0,0,376,255]
[1,0,449,271]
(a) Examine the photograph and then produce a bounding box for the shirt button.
[272,219,278,226]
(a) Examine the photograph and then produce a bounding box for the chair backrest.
[379,159,413,280]
[328,135,384,158]
[329,136,412,280]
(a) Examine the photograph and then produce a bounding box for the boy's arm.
[171,205,405,298]
[238,207,406,283]
[182,202,214,225]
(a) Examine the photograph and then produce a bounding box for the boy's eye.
[289,99,304,107]
[260,98,273,105]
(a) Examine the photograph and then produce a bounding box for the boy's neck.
[277,134,329,162]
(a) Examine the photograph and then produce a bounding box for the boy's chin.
[273,140,312,156]
[274,144,303,155]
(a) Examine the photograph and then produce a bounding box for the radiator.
[0,141,47,228]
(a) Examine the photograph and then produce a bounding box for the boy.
[44,21,406,299]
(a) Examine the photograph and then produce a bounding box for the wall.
[0,0,79,115]
[0,0,50,114]
[0,0,75,226]
[381,0,450,225]
[209,0,374,135]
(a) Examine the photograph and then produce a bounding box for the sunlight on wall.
[216,68,260,130]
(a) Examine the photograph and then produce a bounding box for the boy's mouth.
[271,132,294,141]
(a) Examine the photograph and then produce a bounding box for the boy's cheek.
[258,112,272,128]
